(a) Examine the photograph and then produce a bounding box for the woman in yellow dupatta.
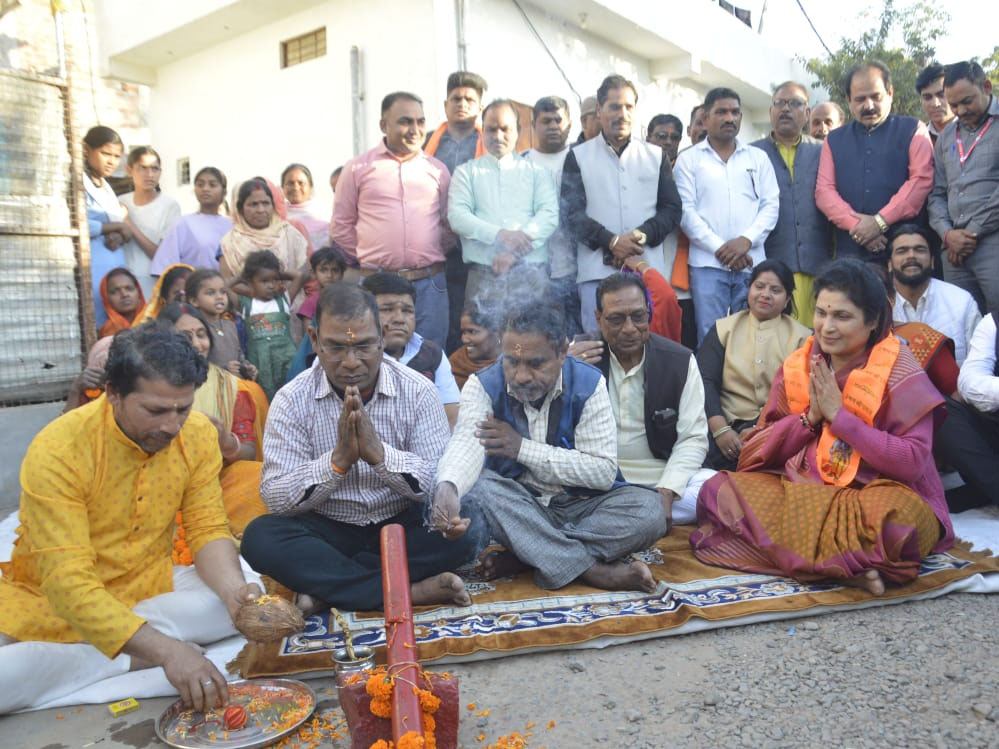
[135,263,194,324]
[157,303,269,551]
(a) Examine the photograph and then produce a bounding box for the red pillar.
[380,523,424,740]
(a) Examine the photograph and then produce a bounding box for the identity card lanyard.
[957,116,996,167]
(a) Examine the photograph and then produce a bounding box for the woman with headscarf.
[134,263,193,325]
[218,178,310,283]
[281,163,330,251]
[691,259,953,596]
[97,267,146,338]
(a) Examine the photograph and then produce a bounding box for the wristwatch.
[632,229,647,245]
[873,213,889,234]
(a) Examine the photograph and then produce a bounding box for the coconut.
[234,594,305,642]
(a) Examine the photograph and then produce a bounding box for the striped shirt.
[436,369,618,505]
[260,356,451,524]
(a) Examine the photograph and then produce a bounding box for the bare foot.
[840,569,886,596]
[411,572,471,607]
[479,549,529,581]
[580,559,658,594]
[295,593,329,617]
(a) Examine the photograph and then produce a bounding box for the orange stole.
[423,121,485,159]
[783,335,901,486]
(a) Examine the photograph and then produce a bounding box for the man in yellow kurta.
[0,325,262,713]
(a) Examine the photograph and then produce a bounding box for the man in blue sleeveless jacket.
[815,60,934,263]
[431,302,667,593]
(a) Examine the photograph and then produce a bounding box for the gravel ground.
[4,591,999,748]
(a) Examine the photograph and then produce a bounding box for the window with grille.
[177,157,191,186]
[281,27,326,68]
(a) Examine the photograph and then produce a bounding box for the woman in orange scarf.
[448,303,501,389]
[97,268,146,337]
[691,260,954,595]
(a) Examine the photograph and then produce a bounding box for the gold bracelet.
[712,425,733,439]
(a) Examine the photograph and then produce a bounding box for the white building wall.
[150,0,444,214]
[133,0,788,214]
[460,0,708,147]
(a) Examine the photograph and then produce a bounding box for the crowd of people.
[0,57,997,713]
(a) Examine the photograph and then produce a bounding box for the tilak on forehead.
[347,327,355,342]
[514,342,523,357]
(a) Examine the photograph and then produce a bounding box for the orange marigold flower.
[477,733,486,742]
[369,741,392,749]
[476,709,491,717]
[467,702,477,711]
[397,731,425,749]
[525,722,535,729]
[366,674,395,701]
[369,697,392,719]
[546,720,556,729]
[414,687,441,714]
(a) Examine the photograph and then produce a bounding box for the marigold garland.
[364,666,441,749]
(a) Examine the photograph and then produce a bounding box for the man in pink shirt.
[814,60,934,262]
[333,92,452,347]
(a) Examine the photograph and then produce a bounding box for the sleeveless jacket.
[827,114,923,259]
[476,356,627,492]
[597,333,691,460]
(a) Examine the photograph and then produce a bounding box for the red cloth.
[231,390,256,443]
[640,266,683,343]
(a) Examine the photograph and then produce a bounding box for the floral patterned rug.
[230,527,999,678]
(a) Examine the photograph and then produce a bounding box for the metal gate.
[0,68,91,404]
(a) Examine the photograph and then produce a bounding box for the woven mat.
[229,527,999,678]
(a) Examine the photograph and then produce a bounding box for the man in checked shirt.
[241,283,485,612]
[431,301,667,593]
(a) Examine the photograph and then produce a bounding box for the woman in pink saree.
[691,260,953,595]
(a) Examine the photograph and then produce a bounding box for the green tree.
[802,0,949,119]
[977,46,999,83]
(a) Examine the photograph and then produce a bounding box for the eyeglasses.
[772,99,807,110]
[316,340,382,359]
[601,310,650,327]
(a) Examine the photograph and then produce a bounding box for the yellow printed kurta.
[0,396,232,657]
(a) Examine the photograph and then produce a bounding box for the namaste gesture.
[330,386,385,471]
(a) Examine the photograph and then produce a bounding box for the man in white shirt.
[448,99,558,309]
[430,301,667,593]
[888,223,980,365]
[590,273,708,529]
[523,95,582,337]
[673,86,780,343]
[935,312,999,510]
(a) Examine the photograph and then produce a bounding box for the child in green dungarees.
[237,250,302,400]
